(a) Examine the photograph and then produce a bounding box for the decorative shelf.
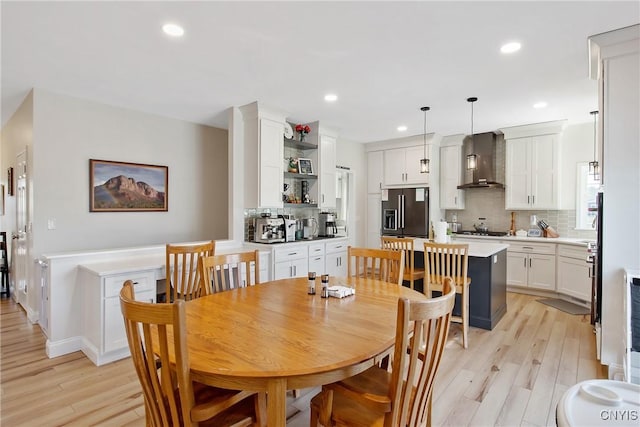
[284,203,318,208]
[284,138,317,150]
[284,172,317,179]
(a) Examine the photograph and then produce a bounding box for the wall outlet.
[47,219,56,230]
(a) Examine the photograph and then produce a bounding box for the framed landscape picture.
[89,159,168,212]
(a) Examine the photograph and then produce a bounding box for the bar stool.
[1,232,9,298]
[423,241,471,348]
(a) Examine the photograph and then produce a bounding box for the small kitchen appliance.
[318,212,337,237]
[303,218,318,239]
[254,217,285,243]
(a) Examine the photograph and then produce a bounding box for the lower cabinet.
[505,242,556,291]
[80,268,157,366]
[325,240,348,277]
[556,244,591,302]
[273,246,308,279]
[308,243,325,274]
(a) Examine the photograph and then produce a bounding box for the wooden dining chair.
[309,277,456,427]
[200,250,260,295]
[423,241,472,349]
[120,280,266,427]
[347,246,404,286]
[381,236,425,290]
[163,240,214,302]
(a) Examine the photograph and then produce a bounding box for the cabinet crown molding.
[588,24,640,79]
[365,132,441,152]
[500,120,567,140]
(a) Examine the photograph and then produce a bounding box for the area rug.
[537,298,590,315]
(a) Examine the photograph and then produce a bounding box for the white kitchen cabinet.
[506,242,556,291]
[366,194,381,248]
[308,243,325,274]
[367,151,384,193]
[502,121,565,210]
[273,246,308,279]
[80,268,157,365]
[325,240,348,277]
[440,144,465,209]
[241,102,286,209]
[383,145,429,186]
[319,134,337,209]
[557,244,591,302]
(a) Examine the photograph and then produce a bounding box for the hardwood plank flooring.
[1,292,606,426]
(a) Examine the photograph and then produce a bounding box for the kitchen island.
[412,238,509,330]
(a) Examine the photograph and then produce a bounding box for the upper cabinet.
[440,136,465,209]
[240,102,287,209]
[319,133,337,209]
[383,145,430,186]
[501,121,566,210]
[367,151,384,193]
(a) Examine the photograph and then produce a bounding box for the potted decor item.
[295,124,311,142]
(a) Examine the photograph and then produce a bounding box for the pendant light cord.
[423,109,427,158]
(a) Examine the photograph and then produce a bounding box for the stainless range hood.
[457,132,505,189]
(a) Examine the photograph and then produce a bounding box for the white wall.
[334,137,366,247]
[32,89,229,255]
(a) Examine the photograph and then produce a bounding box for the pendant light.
[589,110,600,180]
[466,97,478,170]
[420,106,430,173]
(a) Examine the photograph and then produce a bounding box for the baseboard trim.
[46,336,83,358]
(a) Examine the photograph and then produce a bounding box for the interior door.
[13,150,28,306]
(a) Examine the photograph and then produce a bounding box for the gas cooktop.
[455,230,509,237]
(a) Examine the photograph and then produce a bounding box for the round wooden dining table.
[177,276,426,426]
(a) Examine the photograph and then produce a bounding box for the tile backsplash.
[445,188,596,239]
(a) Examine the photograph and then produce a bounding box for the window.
[575,162,599,230]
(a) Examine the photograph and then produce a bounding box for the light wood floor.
[1,292,605,426]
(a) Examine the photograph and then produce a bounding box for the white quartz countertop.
[413,237,509,258]
[77,243,267,276]
[452,234,594,247]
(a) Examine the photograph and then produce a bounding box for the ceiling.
[1,1,638,143]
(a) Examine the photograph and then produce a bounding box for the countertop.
[413,237,509,258]
[452,234,594,247]
[245,236,348,248]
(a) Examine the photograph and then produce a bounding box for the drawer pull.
[288,252,297,256]
[133,281,139,285]
[522,247,534,250]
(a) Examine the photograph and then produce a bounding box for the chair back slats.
[347,246,405,286]
[120,280,192,426]
[423,242,468,293]
[166,240,214,302]
[200,251,260,295]
[380,236,414,274]
[393,277,455,427]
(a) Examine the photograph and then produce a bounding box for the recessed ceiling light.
[324,94,338,102]
[163,23,184,37]
[500,42,521,54]
[397,125,408,132]
[533,101,548,109]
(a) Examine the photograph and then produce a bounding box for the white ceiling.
[1,1,638,142]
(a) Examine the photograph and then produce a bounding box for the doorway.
[335,167,355,245]
[13,150,28,307]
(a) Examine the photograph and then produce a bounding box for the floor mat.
[537,298,590,315]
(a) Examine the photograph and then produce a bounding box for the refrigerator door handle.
[400,194,405,228]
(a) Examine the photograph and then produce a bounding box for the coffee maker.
[254,217,285,243]
[318,212,337,237]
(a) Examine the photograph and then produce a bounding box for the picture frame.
[297,158,314,175]
[7,167,13,196]
[89,159,168,212]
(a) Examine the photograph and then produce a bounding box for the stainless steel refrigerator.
[381,188,430,237]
